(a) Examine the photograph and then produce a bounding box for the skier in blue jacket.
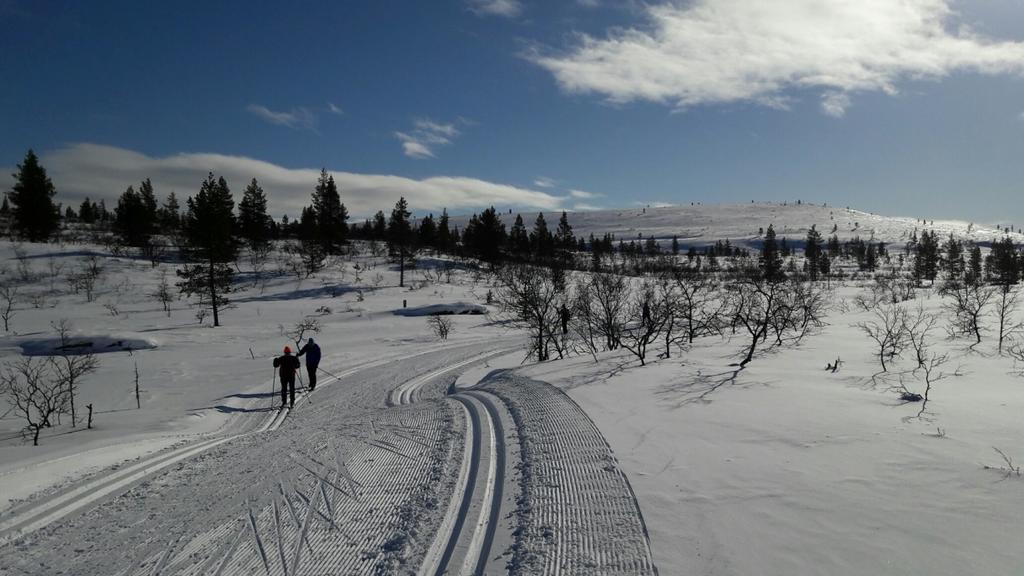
[297,338,322,391]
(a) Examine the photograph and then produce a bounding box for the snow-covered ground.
[519,285,1024,575]
[2,202,1024,575]
[454,201,1024,248]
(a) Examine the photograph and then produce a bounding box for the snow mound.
[19,334,158,356]
[394,302,488,316]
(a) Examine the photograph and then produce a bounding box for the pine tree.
[78,198,95,223]
[530,212,553,260]
[371,210,387,241]
[967,244,983,285]
[176,173,238,327]
[437,209,452,253]
[942,234,965,285]
[311,169,348,254]
[159,191,180,231]
[671,235,680,255]
[760,224,784,282]
[463,206,505,263]
[418,213,437,249]
[804,225,823,281]
[9,150,60,241]
[913,230,940,284]
[987,236,1019,286]
[554,211,575,251]
[0,196,10,215]
[388,197,413,287]
[138,178,158,225]
[508,214,530,257]
[238,178,272,251]
[113,185,155,247]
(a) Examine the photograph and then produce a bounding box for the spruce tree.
[78,198,95,224]
[942,234,965,286]
[238,178,272,251]
[760,224,784,282]
[159,191,181,231]
[530,212,553,260]
[508,214,530,257]
[437,209,452,253]
[804,225,823,281]
[967,244,983,285]
[371,211,387,241]
[9,149,60,241]
[113,185,155,247]
[138,178,158,225]
[311,169,348,254]
[463,207,505,263]
[176,173,238,327]
[554,211,575,251]
[418,213,437,249]
[388,197,413,287]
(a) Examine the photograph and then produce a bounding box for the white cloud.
[395,118,463,159]
[1,143,564,219]
[572,202,604,211]
[534,176,557,188]
[467,0,522,18]
[531,0,1024,114]
[569,188,603,199]
[821,91,851,118]
[246,104,317,130]
[327,102,344,116]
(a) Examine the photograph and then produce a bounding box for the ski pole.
[271,367,277,409]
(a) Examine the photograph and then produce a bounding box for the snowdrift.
[394,302,488,316]
[18,334,158,356]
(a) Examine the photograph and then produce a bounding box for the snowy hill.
[454,202,1024,248]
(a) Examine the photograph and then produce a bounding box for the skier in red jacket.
[273,346,301,407]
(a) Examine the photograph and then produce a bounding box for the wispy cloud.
[395,118,463,159]
[327,102,344,116]
[531,0,1024,115]
[467,0,522,18]
[534,176,557,188]
[1,143,565,218]
[246,104,317,130]
[569,188,603,199]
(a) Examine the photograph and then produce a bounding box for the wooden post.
[134,360,141,409]
[87,404,93,429]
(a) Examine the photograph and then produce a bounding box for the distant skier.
[297,337,322,392]
[273,346,300,407]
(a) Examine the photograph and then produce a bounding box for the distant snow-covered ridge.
[448,202,1023,249]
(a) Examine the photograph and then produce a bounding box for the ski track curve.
[0,338,659,576]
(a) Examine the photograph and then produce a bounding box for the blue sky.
[2,0,1024,224]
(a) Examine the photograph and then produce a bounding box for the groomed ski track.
[0,339,658,575]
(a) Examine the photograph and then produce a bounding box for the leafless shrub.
[67,255,105,302]
[103,301,120,316]
[728,278,825,367]
[494,263,562,361]
[857,304,909,373]
[903,303,938,369]
[50,319,99,428]
[13,244,34,282]
[0,283,18,332]
[619,280,671,366]
[984,447,1022,479]
[427,315,452,340]
[941,281,995,346]
[669,269,727,345]
[286,316,322,348]
[151,269,175,317]
[993,285,1024,354]
[0,357,67,446]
